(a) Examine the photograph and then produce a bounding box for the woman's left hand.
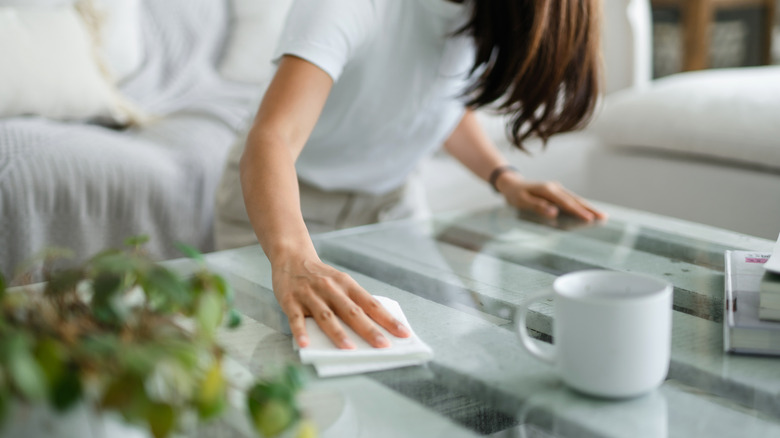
[496,171,608,222]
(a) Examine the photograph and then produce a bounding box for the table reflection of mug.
[508,383,668,438]
[516,270,673,399]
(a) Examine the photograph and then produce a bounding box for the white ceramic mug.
[516,270,673,399]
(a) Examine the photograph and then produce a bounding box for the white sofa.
[0,0,261,277]
[3,0,775,280]
[585,65,780,240]
[422,0,780,241]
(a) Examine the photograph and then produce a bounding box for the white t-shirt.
[273,0,474,194]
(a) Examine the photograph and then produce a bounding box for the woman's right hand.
[271,253,412,349]
[236,56,409,349]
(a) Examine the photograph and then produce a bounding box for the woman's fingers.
[304,294,357,350]
[325,275,411,348]
[583,199,609,220]
[278,263,412,349]
[549,194,595,221]
[549,187,607,221]
[349,289,412,339]
[533,183,593,221]
[283,300,310,348]
[516,181,606,221]
[518,192,559,218]
[329,294,392,349]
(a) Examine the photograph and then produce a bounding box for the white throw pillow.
[0,0,143,82]
[591,66,780,169]
[219,0,294,84]
[0,0,72,5]
[93,0,144,82]
[0,4,142,123]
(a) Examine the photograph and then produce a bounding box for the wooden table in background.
[651,0,776,70]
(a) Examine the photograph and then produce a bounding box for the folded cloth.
[296,296,434,377]
[765,232,780,273]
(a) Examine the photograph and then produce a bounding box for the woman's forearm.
[239,127,318,265]
[238,55,334,265]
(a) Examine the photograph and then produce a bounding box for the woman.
[216,0,606,350]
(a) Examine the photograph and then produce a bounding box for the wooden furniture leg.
[682,0,714,71]
[763,0,776,64]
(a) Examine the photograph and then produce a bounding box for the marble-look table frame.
[170,203,780,437]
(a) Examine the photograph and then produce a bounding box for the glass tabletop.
[190,203,780,437]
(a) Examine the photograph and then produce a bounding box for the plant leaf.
[51,370,82,411]
[5,237,310,438]
[4,334,48,401]
[124,234,150,248]
[101,374,149,422]
[79,334,120,358]
[247,382,272,406]
[284,366,305,393]
[146,402,176,438]
[0,389,7,426]
[101,375,135,410]
[247,381,294,405]
[196,360,226,419]
[88,248,123,263]
[174,242,204,263]
[295,419,318,438]
[91,272,125,324]
[142,266,190,313]
[160,339,199,370]
[45,268,84,297]
[34,339,84,411]
[0,271,6,300]
[34,338,65,385]
[196,292,223,340]
[90,251,147,279]
[248,398,297,438]
[227,308,242,329]
[211,273,234,304]
[118,345,161,376]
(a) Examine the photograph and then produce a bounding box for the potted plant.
[0,236,315,438]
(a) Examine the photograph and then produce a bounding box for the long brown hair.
[457,0,601,150]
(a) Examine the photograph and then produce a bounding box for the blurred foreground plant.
[0,236,312,438]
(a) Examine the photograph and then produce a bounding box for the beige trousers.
[214,130,431,250]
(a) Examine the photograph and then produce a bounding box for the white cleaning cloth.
[296,296,434,377]
[765,232,780,273]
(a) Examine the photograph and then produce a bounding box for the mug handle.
[515,291,556,364]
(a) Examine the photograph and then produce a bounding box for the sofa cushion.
[0,4,143,124]
[592,66,780,170]
[92,0,144,83]
[0,0,144,82]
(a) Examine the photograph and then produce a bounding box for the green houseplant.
[0,236,314,438]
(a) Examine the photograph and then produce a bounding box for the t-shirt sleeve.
[272,0,377,82]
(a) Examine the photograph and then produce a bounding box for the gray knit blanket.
[0,0,260,277]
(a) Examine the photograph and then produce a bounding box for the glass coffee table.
[176,203,780,437]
